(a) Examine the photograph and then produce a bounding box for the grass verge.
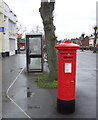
[36,74,58,88]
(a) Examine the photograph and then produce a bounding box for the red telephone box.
[55,40,80,114]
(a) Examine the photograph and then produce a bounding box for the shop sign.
[9,32,17,39]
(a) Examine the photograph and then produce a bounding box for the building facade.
[0,1,17,57]
[81,36,89,46]
[17,34,26,51]
[89,36,94,46]
[96,2,98,47]
[0,0,3,57]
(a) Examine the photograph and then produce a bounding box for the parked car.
[96,47,98,51]
[80,46,94,50]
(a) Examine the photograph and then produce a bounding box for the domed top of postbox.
[55,40,80,50]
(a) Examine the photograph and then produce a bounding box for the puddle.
[27,87,35,98]
[10,69,15,72]
[2,95,13,102]
[28,106,40,109]
[20,68,23,69]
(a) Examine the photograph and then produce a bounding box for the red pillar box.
[55,40,80,114]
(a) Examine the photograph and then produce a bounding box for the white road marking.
[6,68,32,120]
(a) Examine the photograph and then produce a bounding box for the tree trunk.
[93,26,97,53]
[39,1,57,81]
[93,35,97,53]
[93,33,97,53]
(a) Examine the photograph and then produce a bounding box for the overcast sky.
[3,0,97,39]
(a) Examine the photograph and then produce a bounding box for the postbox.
[55,40,80,114]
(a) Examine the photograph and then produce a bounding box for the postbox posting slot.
[63,56,73,59]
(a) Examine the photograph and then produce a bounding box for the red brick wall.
[81,36,89,46]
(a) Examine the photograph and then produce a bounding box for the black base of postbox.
[57,99,75,114]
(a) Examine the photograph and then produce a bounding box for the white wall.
[0,0,3,13]
[96,2,98,26]
[3,1,17,56]
[0,0,3,54]
[96,38,98,46]
[89,38,94,46]
[96,2,98,47]
[0,1,3,118]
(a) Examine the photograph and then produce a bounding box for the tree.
[93,26,97,53]
[30,25,43,33]
[17,24,27,52]
[17,24,27,35]
[39,0,57,81]
[81,33,85,51]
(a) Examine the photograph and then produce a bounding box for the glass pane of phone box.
[29,37,41,55]
[28,58,42,71]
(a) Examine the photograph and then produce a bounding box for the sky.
[3,0,97,40]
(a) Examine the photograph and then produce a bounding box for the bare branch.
[41,0,48,2]
[21,27,27,34]
[17,24,27,35]
[50,0,55,2]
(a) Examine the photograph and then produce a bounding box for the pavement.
[0,58,2,119]
[1,50,97,119]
